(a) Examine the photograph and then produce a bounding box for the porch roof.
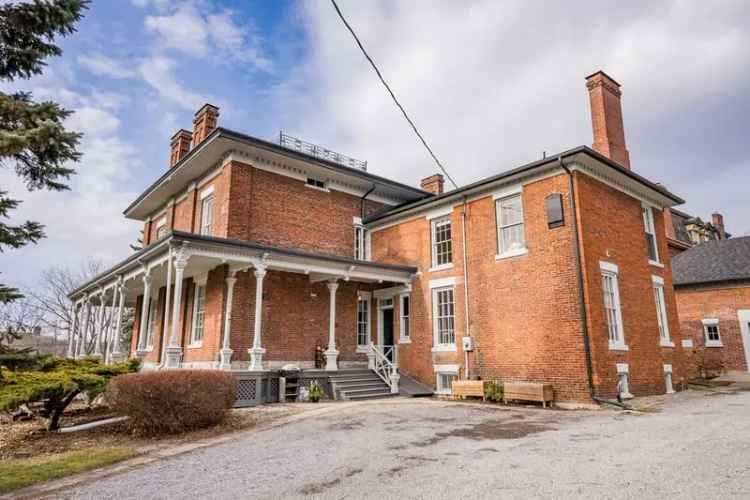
[68,231,418,302]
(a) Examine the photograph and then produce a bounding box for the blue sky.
[2,0,749,291]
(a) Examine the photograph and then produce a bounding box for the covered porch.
[67,231,416,380]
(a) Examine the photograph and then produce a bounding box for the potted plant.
[308,381,324,403]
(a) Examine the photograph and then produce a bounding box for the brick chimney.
[421,174,444,195]
[586,71,631,169]
[712,212,726,239]
[169,129,192,167]
[192,104,220,145]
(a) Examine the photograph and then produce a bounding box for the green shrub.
[0,357,140,430]
[484,380,504,402]
[308,381,324,402]
[106,370,237,435]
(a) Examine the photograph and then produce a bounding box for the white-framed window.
[652,276,673,347]
[496,193,525,256]
[356,293,370,350]
[155,217,167,240]
[399,294,411,342]
[642,205,660,264]
[432,286,455,347]
[354,218,367,260]
[434,364,459,395]
[600,261,627,350]
[306,177,327,190]
[190,283,207,345]
[702,318,722,347]
[431,216,452,268]
[200,194,214,236]
[145,297,158,349]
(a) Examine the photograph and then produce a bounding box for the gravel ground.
[59,390,750,499]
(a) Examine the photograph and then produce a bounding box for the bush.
[484,380,503,402]
[106,370,237,435]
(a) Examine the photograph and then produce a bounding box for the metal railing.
[369,342,399,394]
[279,131,368,171]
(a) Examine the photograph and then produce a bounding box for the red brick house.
[68,71,687,404]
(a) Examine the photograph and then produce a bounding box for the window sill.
[659,340,675,348]
[356,346,370,354]
[495,247,528,261]
[431,345,457,353]
[399,337,412,345]
[187,342,203,349]
[705,342,723,348]
[648,260,664,269]
[429,263,454,272]
[608,342,629,352]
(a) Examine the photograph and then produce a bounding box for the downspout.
[560,157,627,408]
[461,195,471,379]
[360,184,376,221]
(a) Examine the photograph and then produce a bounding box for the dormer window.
[306,177,327,190]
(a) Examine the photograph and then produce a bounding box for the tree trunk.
[47,389,79,431]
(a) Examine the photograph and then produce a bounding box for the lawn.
[0,446,137,494]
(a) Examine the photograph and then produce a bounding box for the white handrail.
[369,342,399,394]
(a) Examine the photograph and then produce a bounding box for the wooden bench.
[451,380,485,400]
[503,382,554,408]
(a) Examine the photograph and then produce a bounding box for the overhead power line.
[329,0,459,190]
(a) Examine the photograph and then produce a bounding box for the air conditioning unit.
[462,336,475,351]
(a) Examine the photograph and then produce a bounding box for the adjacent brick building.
[68,71,689,404]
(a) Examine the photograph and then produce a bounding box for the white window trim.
[495,193,527,259]
[702,318,723,347]
[353,217,367,261]
[642,204,661,265]
[429,276,457,289]
[200,194,214,236]
[189,276,208,348]
[600,261,628,351]
[431,285,457,352]
[304,178,329,192]
[399,293,411,344]
[430,215,453,270]
[199,185,215,200]
[434,364,460,395]
[356,292,371,353]
[652,275,674,348]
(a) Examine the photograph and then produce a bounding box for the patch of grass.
[0,446,137,494]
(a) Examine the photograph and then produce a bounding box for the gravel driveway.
[60,390,750,499]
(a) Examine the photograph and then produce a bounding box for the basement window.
[702,319,722,347]
[306,177,327,190]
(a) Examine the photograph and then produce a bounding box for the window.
[544,193,564,228]
[357,295,370,349]
[652,277,672,346]
[200,195,213,235]
[643,206,659,263]
[496,194,525,254]
[146,298,158,349]
[431,216,452,268]
[306,177,326,190]
[400,294,410,341]
[433,286,455,347]
[702,319,722,347]
[354,224,366,260]
[190,284,206,345]
[601,262,626,350]
[436,372,457,395]
[155,217,167,240]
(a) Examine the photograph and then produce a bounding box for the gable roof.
[673,236,750,287]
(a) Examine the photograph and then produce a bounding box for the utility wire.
[329,0,459,190]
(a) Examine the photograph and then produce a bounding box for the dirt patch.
[410,418,553,447]
[328,418,365,431]
[299,467,362,494]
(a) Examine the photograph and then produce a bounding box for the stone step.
[346,392,395,400]
[341,386,392,396]
[337,382,389,392]
[330,375,382,383]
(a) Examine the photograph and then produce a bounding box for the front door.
[382,308,395,362]
[738,310,750,372]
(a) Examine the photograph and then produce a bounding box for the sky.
[2,0,749,292]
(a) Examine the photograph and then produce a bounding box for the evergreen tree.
[0,0,88,303]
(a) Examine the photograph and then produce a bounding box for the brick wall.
[574,172,686,398]
[675,284,750,374]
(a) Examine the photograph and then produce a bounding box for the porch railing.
[368,342,400,394]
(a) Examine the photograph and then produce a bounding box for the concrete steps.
[329,369,394,400]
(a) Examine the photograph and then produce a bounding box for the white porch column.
[219,271,237,370]
[104,284,118,363]
[77,296,90,358]
[66,302,78,358]
[159,247,173,368]
[110,282,126,362]
[165,249,189,368]
[92,291,105,359]
[135,273,152,358]
[325,279,339,371]
[248,264,267,371]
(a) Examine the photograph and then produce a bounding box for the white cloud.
[145,4,208,57]
[78,54,136,79]
[138,55,219,111]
